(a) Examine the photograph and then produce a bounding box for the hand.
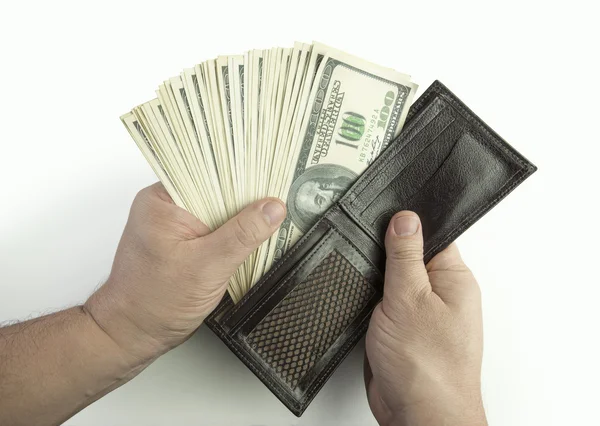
[85,183,286,364]
[364,211,487,426]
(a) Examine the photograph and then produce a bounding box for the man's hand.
[0,183,286,426]
[365,211,487,426]
[85,183,286,364]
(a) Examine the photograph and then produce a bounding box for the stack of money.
[121,42,417,302]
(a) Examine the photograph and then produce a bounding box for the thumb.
[201,198,286,278]
[383,211,431,308]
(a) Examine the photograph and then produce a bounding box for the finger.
[200,198,286,278]
[383,211,431,308]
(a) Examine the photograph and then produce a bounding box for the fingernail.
[394,215,419,237]
[262,201,285,226]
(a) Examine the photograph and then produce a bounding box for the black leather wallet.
[205,80,536,416]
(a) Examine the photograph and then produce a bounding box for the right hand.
[364,211,487,426]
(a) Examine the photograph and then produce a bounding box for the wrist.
[0,306,151,425]
[79,305,151,377]
[83,279,166,366]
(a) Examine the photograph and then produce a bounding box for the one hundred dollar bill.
[265,45,417,268]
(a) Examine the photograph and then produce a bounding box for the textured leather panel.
[205,81,537,416]
[247,250,375,390]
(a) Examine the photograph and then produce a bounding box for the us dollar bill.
[266,47,418,267]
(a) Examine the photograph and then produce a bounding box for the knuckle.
[134,186,153,203]
[131,187,156,215]
[232,217,262,249]
[387,242,423,263]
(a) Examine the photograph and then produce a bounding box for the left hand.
[85,183,286,364]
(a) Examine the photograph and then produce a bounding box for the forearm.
[0,306,151,426]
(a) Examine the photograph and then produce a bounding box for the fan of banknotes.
[121,42,418,302]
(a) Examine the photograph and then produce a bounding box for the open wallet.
[205,80,537,416]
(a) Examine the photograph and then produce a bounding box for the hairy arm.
[0,306,148,426]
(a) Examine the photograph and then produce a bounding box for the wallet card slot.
[362,113,463,218]
[342,96,449,208]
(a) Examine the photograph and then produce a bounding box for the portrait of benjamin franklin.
[287,164,357,233]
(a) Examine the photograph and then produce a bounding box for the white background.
[0,1,598,425]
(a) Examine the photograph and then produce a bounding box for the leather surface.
[205,80,537,416]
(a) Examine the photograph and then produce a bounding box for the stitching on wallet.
[405,82,441,122]
[214,298,229,316]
